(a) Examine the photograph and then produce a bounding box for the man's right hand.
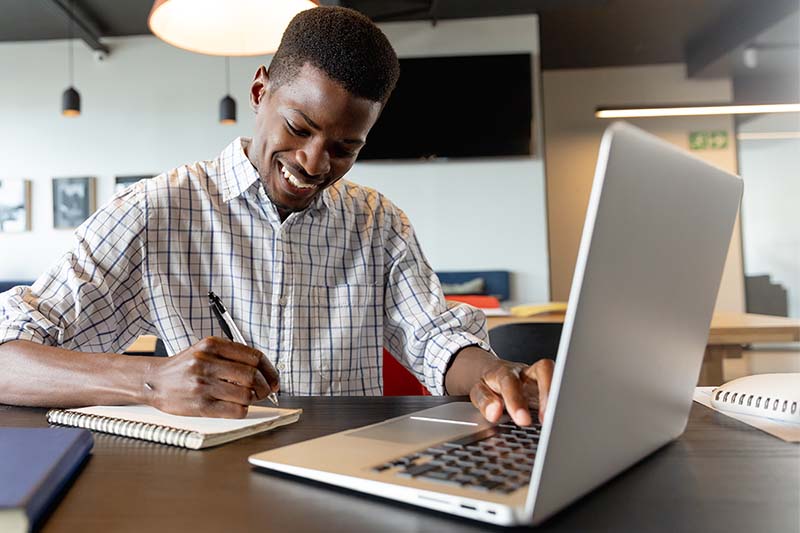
[142,337,279,418]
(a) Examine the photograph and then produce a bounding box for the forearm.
[444,345,498,395]
[0,340,151,408]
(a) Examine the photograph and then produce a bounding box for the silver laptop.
[249,122,743,526]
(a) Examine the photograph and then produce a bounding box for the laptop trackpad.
[347,416,480,445]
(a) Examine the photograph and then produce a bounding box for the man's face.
[247,63,382,218]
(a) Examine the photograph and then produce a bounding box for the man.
[0,7,553,426]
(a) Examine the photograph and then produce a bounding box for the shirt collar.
[218,137,333,216]
[218,137,262,203]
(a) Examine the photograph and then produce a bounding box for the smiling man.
[0,7,552,425]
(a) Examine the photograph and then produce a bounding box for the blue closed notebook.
[0,428,93,532]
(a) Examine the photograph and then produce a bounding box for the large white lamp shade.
[148,0,317,56]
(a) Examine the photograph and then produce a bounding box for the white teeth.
[281,164,316,189]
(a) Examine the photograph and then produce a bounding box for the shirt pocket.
[294,283,381,393]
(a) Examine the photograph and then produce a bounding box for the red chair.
[383,349,431,396]
[381,295,500,395]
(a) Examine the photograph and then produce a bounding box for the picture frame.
[52,177,96,229]
[115,175,150,195]
[0,178,32,232]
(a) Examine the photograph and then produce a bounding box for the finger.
[485,366,532,426]
[529,359,555,423]
[256,354,280,393]
[220,360,270,400]
[202,399,248,419]
[197,336,263,368]
[205,378,254,407]
[470,380,504,423]
[199,358,269,400]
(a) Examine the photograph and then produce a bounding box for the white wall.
[738,135,800,317]
[0,35,263,278]
[542,64,746,312]
[0,16,549,303]
[350,16,549,303]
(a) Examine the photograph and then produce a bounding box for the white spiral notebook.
[47,405,302,450]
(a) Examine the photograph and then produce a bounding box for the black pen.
[208,291,279,406]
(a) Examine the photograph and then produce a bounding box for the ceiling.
[1,0,797,83]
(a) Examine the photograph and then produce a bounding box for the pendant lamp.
[148,0,317,56]
[62,0,80,117]
[220,57,236,125]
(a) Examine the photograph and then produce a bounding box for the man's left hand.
[469,358,554,426]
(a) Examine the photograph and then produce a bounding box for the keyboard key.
[452,475,476,485]
[372,463,392,472]
[419,471,462,487]
[398,463,440,477]
[421,470,453,480]
[474,479,504,491]
[424,447,447,455]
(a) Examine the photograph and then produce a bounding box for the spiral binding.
[47,409,201,448]
[713,389,798,415]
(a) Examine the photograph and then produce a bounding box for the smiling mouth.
[279,162,318,191]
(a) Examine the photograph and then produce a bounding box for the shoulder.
[328,180,409,229]
[141,159,219,206]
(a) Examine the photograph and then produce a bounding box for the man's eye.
[285,121,309,137]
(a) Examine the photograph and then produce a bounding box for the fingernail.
[487,403,501,420]
[515,408,530,423]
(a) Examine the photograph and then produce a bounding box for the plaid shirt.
[0,138,491,395]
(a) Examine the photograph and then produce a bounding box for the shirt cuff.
[425,331,496,396]
[0,322,56,347]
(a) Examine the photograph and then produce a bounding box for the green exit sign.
[689,130,729,150]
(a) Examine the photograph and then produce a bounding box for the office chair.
[488,323,563,365]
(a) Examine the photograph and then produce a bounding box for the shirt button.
[278,296,288,306]
[276,363,286,371]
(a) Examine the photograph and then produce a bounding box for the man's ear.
[250,65,269,112]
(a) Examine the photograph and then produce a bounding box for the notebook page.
[69,405,284,435]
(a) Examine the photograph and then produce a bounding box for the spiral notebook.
[47,405,302,450]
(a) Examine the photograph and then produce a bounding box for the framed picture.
[115,175,150,194]
[52,177,96,229]
[0,178,31,232]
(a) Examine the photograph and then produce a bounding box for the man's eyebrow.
[290,108,365,146]
[291,108,320,130]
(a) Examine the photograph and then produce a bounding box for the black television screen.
[358,54,533,161]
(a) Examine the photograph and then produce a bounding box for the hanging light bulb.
[742,46,758,69]
[62,0,80,117]
[148,0,317,56]
[219,57,236,125]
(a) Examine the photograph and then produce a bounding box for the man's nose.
[297,140,331,177]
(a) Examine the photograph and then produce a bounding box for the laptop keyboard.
[372,422,540,494]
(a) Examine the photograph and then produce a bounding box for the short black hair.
[268,6,400,104]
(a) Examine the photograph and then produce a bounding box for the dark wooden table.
[2,397,798,532]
